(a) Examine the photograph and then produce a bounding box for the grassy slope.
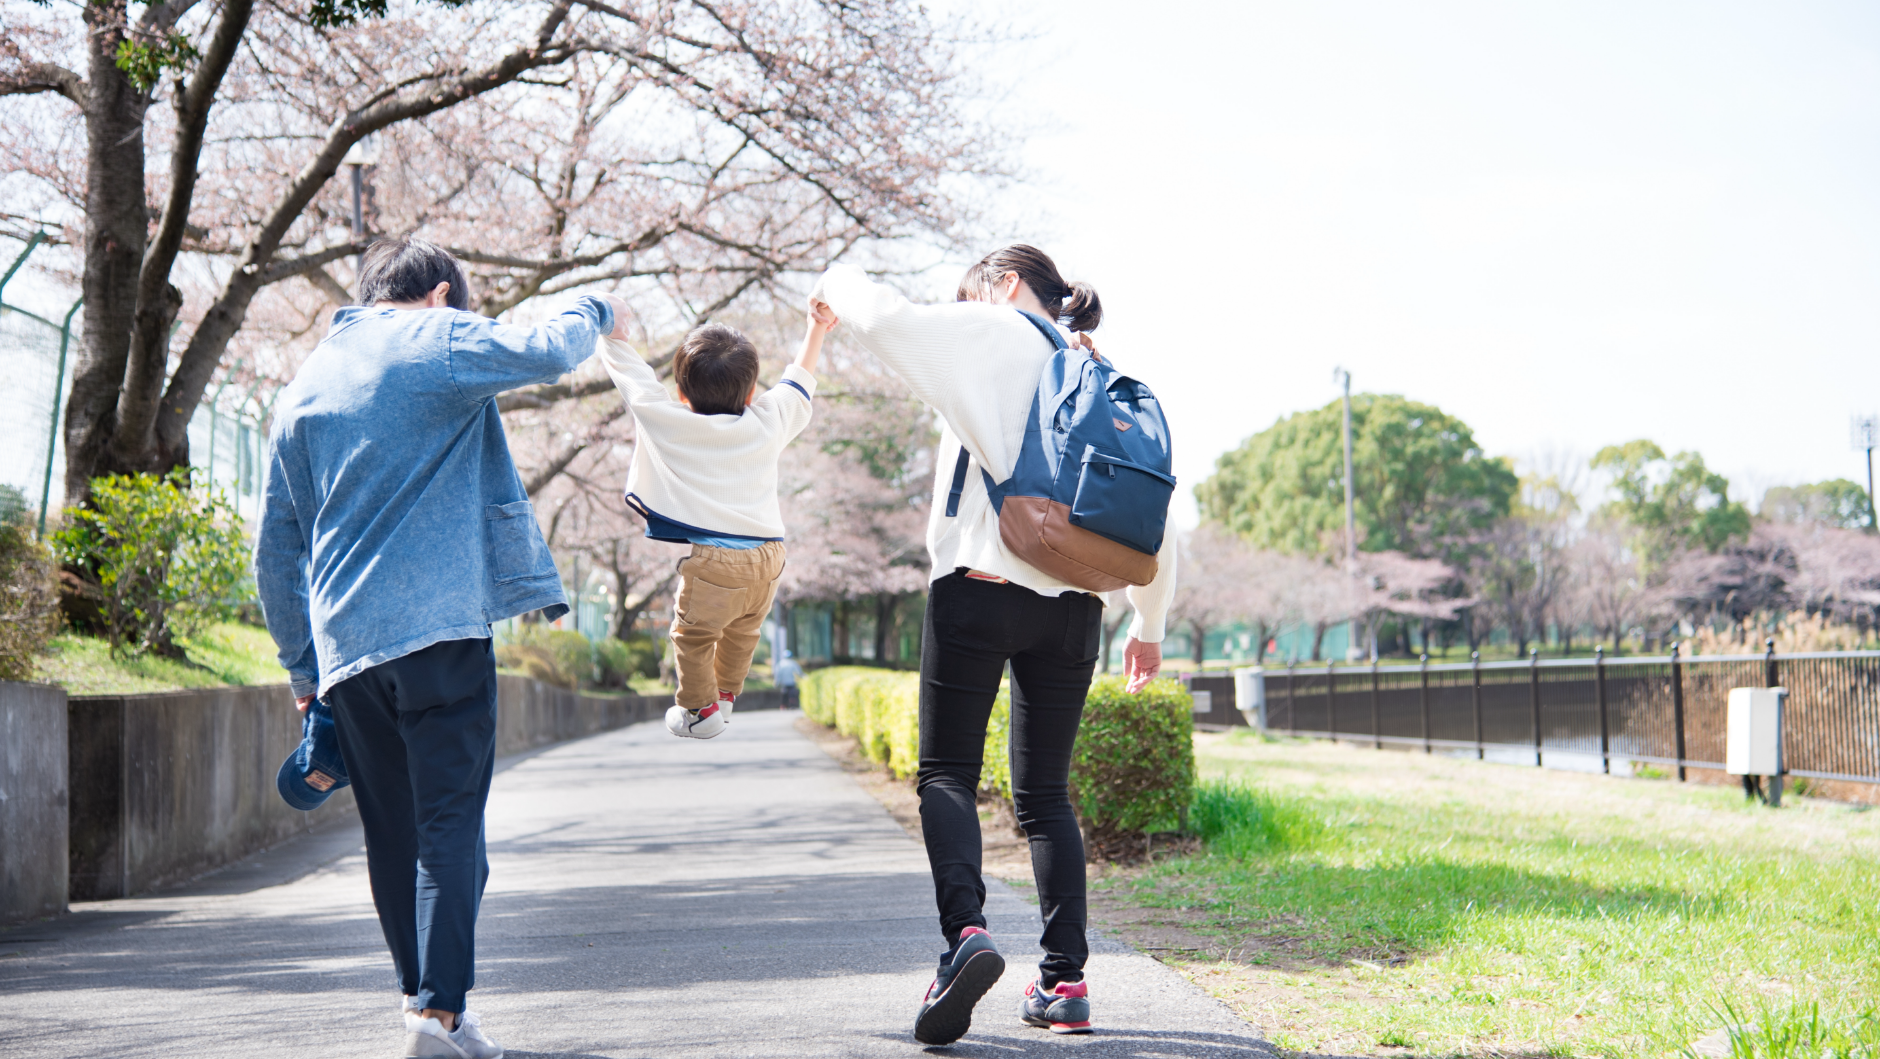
[33,621,290,694]
[1101,731,1880,1058]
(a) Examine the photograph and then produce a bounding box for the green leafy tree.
[52,470,248,657]
[1590,440,1750,566]
[1196,394,1517,561]
[1761,479,1874,530]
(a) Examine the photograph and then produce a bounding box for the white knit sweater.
[597,337,816,540]
[808,264,1176,642]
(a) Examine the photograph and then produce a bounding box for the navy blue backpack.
[945,310,1175,592]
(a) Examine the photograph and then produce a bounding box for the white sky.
[968,0,1880,526]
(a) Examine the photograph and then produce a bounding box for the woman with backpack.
[808,245,1177,1045]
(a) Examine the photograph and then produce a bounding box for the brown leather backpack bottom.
[998,495,1158,594]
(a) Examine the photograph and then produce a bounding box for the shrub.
[0,499,59,680]
[594,634,660,688]
[1191,779,1326,859]
[802,666,1008,788]
[52,470,248,656]
[1072,675,1195,840]
[805,667,1197,847]
[495,624,596,689]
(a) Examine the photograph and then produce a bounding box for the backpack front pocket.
[1068,452,1175,554]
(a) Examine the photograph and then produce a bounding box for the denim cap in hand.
[277,696,350,810]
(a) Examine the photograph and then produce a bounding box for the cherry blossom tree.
[0,0,1006,506]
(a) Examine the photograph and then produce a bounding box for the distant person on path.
[596,301,833,739]
[255,237,628,1059]
[809,246,1176,1044]
[774,648,805,710]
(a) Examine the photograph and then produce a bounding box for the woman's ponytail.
[956,244,1102,332]
[1061,280,1102,333]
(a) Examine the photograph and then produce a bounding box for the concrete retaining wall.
[1,682,68,925]
[63,677,787,901]
[67,685,358,902]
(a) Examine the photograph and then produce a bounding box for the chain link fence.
[0,236,266,531]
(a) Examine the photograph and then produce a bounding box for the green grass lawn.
[33,621,290,694]
[1095,731,1880,1058]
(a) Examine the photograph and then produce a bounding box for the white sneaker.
[453,1011,503,1059]
[666,702,727,739]
[717,691,736,722]
[404,1014,467,1058]
[403,1011,503,1059]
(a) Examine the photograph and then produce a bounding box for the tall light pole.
[1854,415,1879,532]
[1333,367,1358,657]
[342,135,378,292]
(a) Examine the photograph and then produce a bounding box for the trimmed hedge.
[800,666,1193,839]
[1073,675,1196,838]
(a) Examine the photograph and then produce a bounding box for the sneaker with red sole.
[913,926,1005,1045]
[1020,978,1092,1034]
[665,701,726,739]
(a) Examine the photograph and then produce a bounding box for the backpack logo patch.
[1113,418,1132,432]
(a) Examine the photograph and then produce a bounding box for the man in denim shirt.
[256,238,628,1059]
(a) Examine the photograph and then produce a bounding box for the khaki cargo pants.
[671,541,785,710]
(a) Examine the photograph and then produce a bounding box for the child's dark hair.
[674,323,760,415]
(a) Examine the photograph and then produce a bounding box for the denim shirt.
[255,298,613,698]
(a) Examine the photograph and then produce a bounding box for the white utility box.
[1190,690,1212,715]
[1234,667,1266,730]
[1726,687,1787,777]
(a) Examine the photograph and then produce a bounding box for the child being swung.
[598,300,837,738]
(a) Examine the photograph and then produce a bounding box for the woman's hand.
[1122,637,1161,693]
[295,694,314,713]
[1071,332,1103,362]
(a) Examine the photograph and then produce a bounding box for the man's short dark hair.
[357,237,470,310]
[673,323,760,415]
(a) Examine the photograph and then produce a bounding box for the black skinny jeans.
[917,569,1102,987]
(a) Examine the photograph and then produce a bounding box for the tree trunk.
[1252,621,1270,665]
[1191,620,1206,667]
[875,593,892,664]
[63,11,151,505]
[1311,621,1328,661]
[1099,612,1124,673]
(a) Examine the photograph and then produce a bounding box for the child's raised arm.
[797,297,839,374]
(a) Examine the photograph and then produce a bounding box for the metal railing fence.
[1264,645,1880,785]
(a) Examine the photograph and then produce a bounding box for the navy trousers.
[327,637,496,1014]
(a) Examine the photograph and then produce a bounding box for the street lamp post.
[342,136,378,290]
[1333,367,1359,658]
[1853,415,1878,532]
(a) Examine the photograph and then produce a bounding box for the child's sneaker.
[1020,978,1092,1034]
[665,701,726,739]
[913,926,1005,1045]
[717,690,735,723]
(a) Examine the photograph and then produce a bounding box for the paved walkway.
[0,711,1272,1058]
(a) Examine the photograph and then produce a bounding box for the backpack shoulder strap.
[1016,309,1068,349]
[944,312,1066,519]
[945,446,971,517]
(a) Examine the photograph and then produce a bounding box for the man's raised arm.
[451,294,633,404]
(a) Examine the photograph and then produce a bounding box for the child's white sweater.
[596,337,816,541]
[808,264,1176,643]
